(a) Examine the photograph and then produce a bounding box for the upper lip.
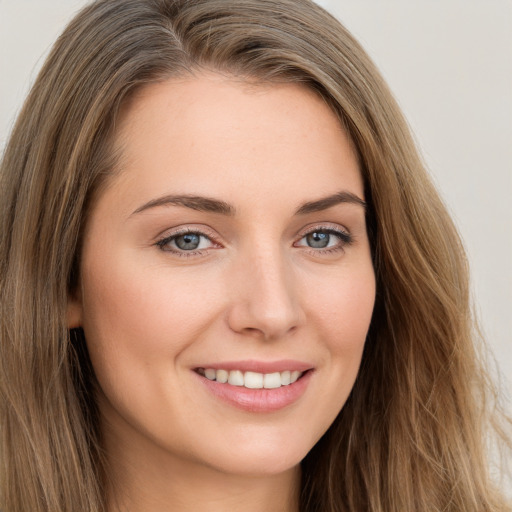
[194,359,314,373]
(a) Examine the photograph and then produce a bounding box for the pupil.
[176,233,200,250]
[307,232,329,248]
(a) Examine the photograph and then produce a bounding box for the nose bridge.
[227,242,302,339]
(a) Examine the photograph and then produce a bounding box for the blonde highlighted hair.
[0,0,510,510]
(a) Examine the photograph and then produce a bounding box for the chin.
[207,452,303,478]
[190,430,315,477]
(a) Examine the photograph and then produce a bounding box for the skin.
[68,73,376,512]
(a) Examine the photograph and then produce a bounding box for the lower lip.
[196,370,313,413]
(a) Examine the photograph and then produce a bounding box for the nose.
[226,248,304,340]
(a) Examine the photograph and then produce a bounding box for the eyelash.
[155,225,353,258]
[155,228,219,258]
[294,227,353,255]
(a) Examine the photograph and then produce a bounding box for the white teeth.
[200,368,305,389]
[244,371,264,389]
[205,368,216,380]
[290,371,301,383]
[216,369,228,383]
[263,372,281,389]
[228,370,244,386]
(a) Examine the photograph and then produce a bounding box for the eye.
[295,227,352,252]
[156,230,216,254]
[305,231,333,249]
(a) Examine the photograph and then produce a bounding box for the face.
[69,74,375,478]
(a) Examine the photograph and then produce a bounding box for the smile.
[194,364,313,412]
[196,368,303,389]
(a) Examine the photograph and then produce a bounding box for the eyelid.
[153,222,353,257]
[154,225,222,254]
[295,222,351,239]
[293,223,353,252]
[154,223,219,242]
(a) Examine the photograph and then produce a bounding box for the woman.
[0,0,510,511]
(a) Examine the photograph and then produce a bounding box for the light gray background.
[1,1,511,406]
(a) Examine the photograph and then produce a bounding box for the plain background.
[1,1,511,409]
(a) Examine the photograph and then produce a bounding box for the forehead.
[103,73,363,217]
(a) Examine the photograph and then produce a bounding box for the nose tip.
[226,255,303,340]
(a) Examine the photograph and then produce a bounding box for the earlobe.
[67,292,83,329]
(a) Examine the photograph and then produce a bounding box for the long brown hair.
[1,0,510,510]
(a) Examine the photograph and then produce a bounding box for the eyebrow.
[295,191,367,215]
[131,194,235,216]
[130,190,366,217]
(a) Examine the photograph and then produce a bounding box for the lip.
[193,361,314,413]
[194,359,313,373]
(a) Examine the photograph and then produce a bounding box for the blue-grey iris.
[175,233,201,250]
[307,232,330,248]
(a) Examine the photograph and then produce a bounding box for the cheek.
[78,252,228,437]
[306,263,375,350]
[304,261,375,398]
[286,262,375,446]
[79,249,225,372]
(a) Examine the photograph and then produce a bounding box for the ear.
[67,289,83,329]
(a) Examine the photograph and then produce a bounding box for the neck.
[109,464,301,512]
